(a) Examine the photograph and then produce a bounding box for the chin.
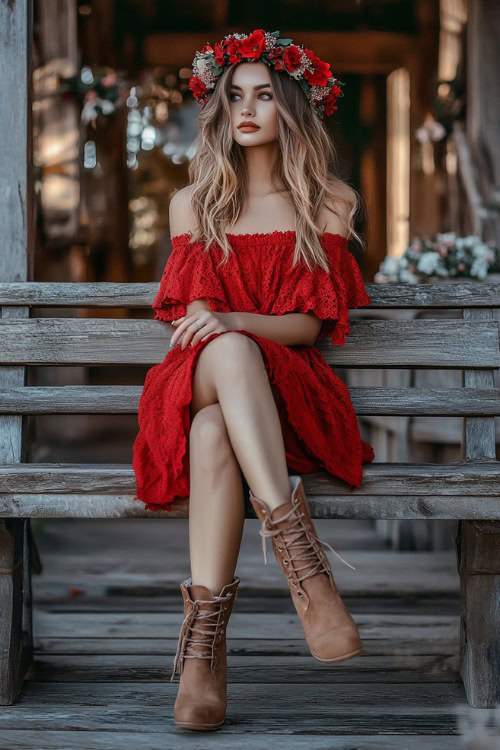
[234,132,273,146]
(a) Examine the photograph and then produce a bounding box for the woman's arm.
[230,311,321,347]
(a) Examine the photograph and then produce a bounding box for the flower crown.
[188,29,344,120]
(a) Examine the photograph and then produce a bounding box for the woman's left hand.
[170,311,239,350]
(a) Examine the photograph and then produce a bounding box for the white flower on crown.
[195,57,210,75]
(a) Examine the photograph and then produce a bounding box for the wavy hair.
[183,62,364,272]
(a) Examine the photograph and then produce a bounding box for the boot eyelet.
[291,580,297,586]
[277,545,283,552]
[283,559,289,566]
[297,590,303,597]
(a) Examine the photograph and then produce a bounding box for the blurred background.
[30,0,499,550]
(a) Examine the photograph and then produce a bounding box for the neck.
[243,141,281,197]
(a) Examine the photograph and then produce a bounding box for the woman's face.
[229,61,278,147]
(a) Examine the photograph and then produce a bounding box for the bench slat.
[0,318,499,368]
[0,491,499,520]
[0,385,499,416]
[0,281,500,307]
[0,461,499,496]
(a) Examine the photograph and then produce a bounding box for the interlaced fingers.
[170,594,232,681]
[259,501,356,577]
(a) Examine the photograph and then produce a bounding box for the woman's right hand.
[170,310,238,351]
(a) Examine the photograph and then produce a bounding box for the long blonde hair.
[184,62,364,272]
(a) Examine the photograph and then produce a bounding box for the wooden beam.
[144,31,418,74]
[456,308,500,708]
[1,317,498,368]
[0,385,499,416]
[0,0,34,707]
[0,460,499,499]
[1,281,499,308]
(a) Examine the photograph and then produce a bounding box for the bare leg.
[190,332,292,513]
[188,403,245,594]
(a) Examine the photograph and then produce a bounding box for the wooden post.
[455,308,500,707]
[0,0,35,705]
[466,0,500,246]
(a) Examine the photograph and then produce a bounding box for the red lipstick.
[238,120,260,132]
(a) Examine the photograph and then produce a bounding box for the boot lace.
[259,501,356,580]
[170,594,233,681]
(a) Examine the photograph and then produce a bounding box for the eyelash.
[229,92,272,101]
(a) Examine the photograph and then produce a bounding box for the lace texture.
[152,234,233,322]
[132,231,375,512]
[267,232,372,346]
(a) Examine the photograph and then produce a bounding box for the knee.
[189,403,234,471]
[200,331,264,378]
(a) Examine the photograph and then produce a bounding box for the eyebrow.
[229,84,271,91]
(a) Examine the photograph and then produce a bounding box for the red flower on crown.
[303,48,332,87]
[188,76,207,99]
[189,29,344,120]
[283,45,302,73]
[239,29,266,58]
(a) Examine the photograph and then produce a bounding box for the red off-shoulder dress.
[132,230,375,513]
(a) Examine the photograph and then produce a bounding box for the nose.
[240,103,254,117]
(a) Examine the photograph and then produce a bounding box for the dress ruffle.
[152,234,232,322]
[268,232,372,346]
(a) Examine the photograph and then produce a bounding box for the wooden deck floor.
[1,516,497,749]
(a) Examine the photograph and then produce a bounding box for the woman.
[132,29,375,731]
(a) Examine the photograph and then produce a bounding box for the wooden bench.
[1,280,499,709]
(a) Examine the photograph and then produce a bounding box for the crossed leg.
[188,332,292,593]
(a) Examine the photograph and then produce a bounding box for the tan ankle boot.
[249,475,362,663]
[170,575,240,730]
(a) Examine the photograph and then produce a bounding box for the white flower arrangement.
[375,233,500,284]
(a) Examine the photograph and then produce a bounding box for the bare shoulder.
[319,179,357,236]
[169,185,197,237]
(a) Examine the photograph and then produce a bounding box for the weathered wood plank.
[0,318,499,368]
[462,311,497,459]
[33,592,460,615]
[1,385,499,416]
[457,307,500,708]
[0,0,35,706]
[32,611,460,640]
[0,731,468,750]
[456,520,500,708]
[0,521,33,706]
[1,280,500,308]
[1,492,499,520]
[1,461,499,497]
[24,653,460,684]
[31,551,460,599]
[0,683,469,733]
[34,636,459,657]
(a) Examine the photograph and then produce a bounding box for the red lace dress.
[132,230,375,512]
